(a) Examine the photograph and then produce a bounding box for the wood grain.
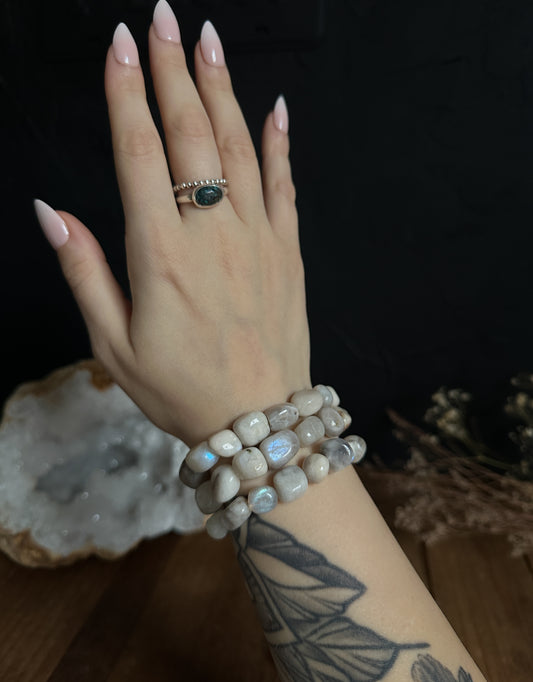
[0,552,119,682]
[426,535,533,682]
[0,514,531,681]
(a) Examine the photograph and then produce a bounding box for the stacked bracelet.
[178,385,367,539]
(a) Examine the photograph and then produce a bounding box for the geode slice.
[0,359,204,567]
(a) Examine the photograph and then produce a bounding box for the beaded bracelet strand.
[177,385,367,539]
[180,385,346,480]
[204,434,367,540]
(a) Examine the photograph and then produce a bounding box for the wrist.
[173,377,312,446]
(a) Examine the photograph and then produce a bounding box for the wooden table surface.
[1,474,532,682]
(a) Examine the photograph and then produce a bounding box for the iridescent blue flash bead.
[185,441,219,473]
[248,485,278,513]
[259,429,300,469]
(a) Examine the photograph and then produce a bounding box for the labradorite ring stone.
[173,178,228,209]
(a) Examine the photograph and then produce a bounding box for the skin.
[53,21,310,447]
[42,11,489,681]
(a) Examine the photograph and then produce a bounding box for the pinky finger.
[33,199,134,377]
[261,95,298,239]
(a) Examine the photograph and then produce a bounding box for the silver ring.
[173,178,228,209]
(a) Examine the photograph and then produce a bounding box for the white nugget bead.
[289,389,324,416]
[273,466,308,503]
[302,453,330,483]
[232,411,270,446]
[320,438,354,472]
[336,406,352,430]
[224,496,252,530]
[185,441,219,473]
[294,416,325,446]
[179,461,209,489]
[319,406,345,437]
[345,435,367,463]
[248,485,278,513]
[327,385,340,406]
[314,384,333,406]
[205,510,229,539]
[211,465,241,504]
[264,403,299,431]
[195,480,222,514]
[232,447,268,480]
[260,429,300,469]
[208,429,242,457]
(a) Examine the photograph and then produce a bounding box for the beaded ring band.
[172,178,228,192]
[178,386,367,540]
[172,178,228,209]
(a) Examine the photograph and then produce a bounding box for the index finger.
[105,23,180,261]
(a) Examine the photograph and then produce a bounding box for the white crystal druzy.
[0,360,204,566]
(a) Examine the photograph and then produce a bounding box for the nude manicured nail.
[112,22,140,66]
[153,0,181,43]
[200,20,225,67]
[273,94,289,133]
[34,199,69,250]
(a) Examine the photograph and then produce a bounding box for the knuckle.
[63,254,99,295]
[220,133,256,162]
[167,105,212,141]
[274,177,297,203]
[155,49,185,72]
[201,65,233,92]
[116,125,162,160]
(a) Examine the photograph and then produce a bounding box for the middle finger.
[149,4,228,219]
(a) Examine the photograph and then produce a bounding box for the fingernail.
[34,199,70,250]
[153,0,181,43]
[112,22,140,66]
[200,20,225,67]
[273,94,289,133]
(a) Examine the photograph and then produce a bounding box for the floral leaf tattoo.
[411,653,474,681]
[233,515,430,681]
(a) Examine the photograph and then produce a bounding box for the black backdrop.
[2,0,533,463]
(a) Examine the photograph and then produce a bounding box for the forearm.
[232,455,487,682]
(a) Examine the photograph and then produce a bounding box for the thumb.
[33,198,133,371]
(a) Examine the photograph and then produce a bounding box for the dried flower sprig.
[375,408,533,556]
[362,374,533,556]
[421,383,532,480]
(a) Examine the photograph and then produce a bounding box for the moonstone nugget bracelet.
[177,386,367,539]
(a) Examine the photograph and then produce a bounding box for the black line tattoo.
[233,516,474,682]
[411,653,474,682]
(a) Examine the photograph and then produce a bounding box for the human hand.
[34,1,311,446]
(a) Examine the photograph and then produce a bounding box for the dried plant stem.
[373,409,533,556]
